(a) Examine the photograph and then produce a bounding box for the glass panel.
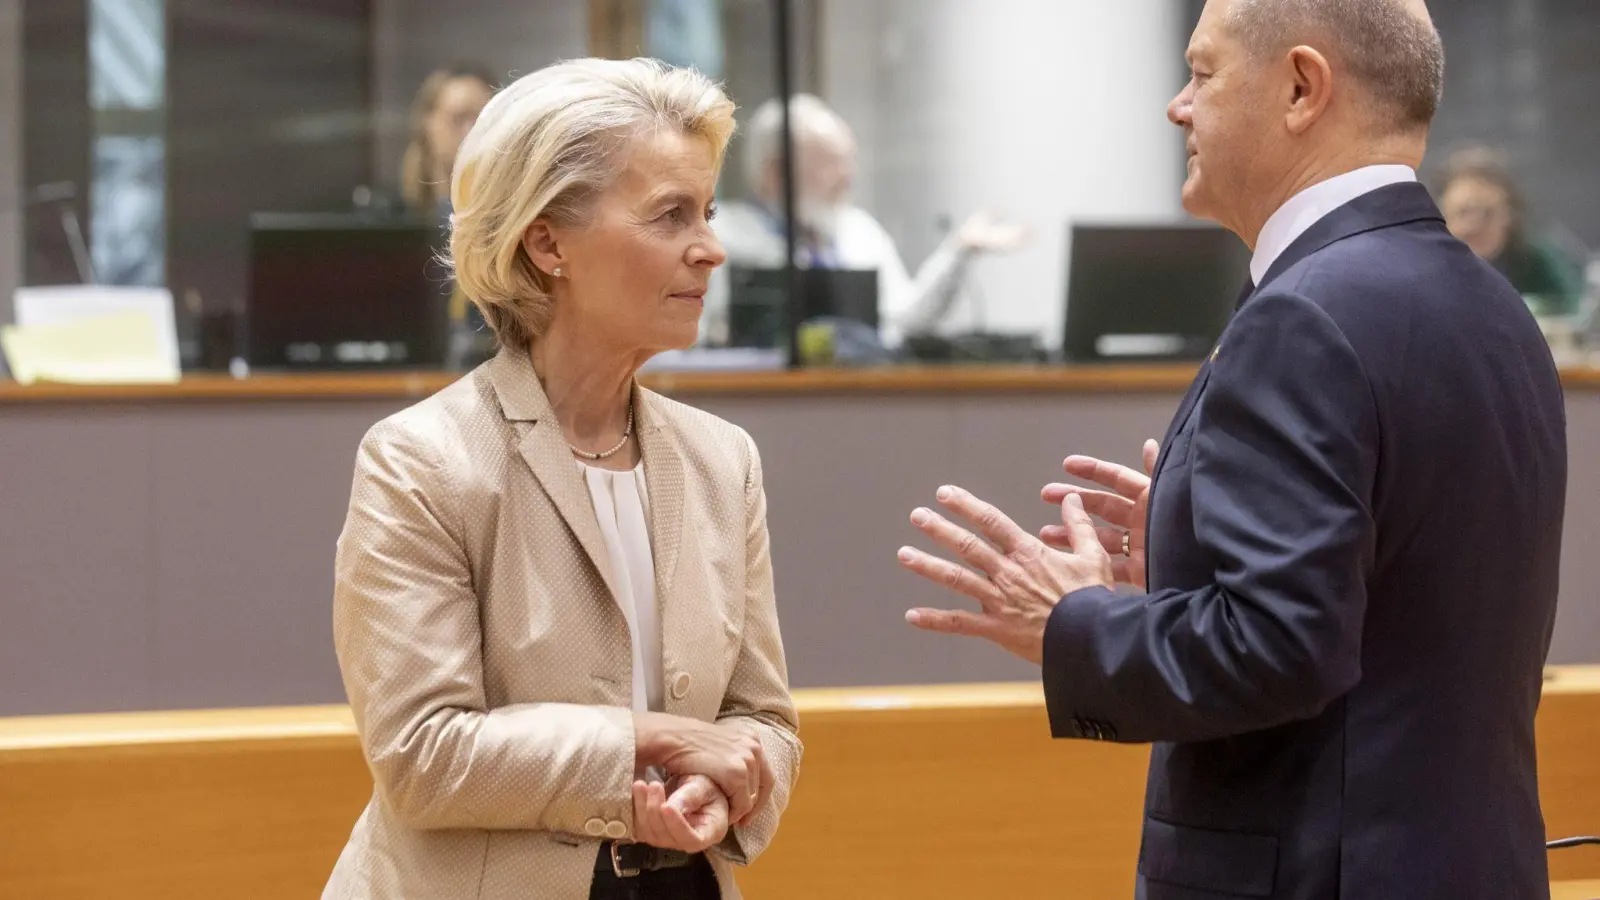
[89,0,166,287]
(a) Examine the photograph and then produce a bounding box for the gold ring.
[1121,531,1132,556]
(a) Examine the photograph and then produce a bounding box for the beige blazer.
[323,348,802,900]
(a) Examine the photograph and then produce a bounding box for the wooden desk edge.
[4,365,1597,402]
[4,668,1593,752]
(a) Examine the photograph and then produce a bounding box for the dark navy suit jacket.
[1042,184,1567,900]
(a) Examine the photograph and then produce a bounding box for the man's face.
[1169,0,1280,238]
[792,130,856,228]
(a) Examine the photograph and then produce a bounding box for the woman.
[399,64,500,368]
[1436,146,1585,316]
[325,58,801,900]
[400,63,497,217]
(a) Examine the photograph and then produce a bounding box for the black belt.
[595,842,699,878]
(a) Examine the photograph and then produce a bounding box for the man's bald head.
[1227,0,1444,133]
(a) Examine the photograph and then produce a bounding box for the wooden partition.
[2,670,1597,899]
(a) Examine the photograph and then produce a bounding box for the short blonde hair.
[448,57,736,348]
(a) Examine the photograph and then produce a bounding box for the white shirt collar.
[1250,164,1418,285]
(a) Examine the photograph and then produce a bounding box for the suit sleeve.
[714,429,803,865]
[1042,290,1380,744]
[333,420,637,834]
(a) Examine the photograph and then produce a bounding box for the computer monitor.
[246,213,450,369]
[725,266,879,349]
[1062,223,1251,362]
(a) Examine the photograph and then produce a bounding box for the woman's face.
[1441,176,1513,261]
[534,129,727,353]
[427,76,493,177]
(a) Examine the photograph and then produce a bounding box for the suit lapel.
[1149,277,1253,485]
[635,388,684,613]
[486,348,623,608]
[1144,277,1252,587]
[515,421,624,607]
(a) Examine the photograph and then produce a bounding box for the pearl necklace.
[568,403,634,460]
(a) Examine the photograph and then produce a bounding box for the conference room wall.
[818,0,1189,347]
[2,387,1597,717]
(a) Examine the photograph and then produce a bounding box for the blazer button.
[604,820,628,840]
[584,818,607,837]
[670,671,692,700]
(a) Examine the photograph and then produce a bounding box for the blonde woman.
[326,58,801,900]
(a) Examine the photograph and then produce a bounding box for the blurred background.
[1,2,1598,895]
[6,0,1596,373]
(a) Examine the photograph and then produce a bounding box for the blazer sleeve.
[333,419,638,834]
[713,429,803,865]
[1041,290,1380,744]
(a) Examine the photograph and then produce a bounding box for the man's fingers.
[1063,455,1151,500]
[1040,485,1137,526]
[934,485,1033,554]
[1110,557,1136,585]
[904,607,1000,641]
[1143,439,1160,477]
[1057,494,1106,556]
[1041,523,1126,556]
[910,507,1008,576]
[897,546,1007,610]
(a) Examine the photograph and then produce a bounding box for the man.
[705,93,1026,348]
[897,1,1568,898]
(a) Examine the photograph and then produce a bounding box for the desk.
[2,364,1599,402]
[2,366,1598,715]
[1555,882,1600,900]
[2,669,1596,899]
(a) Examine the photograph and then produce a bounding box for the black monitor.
[245,213,450,369]
[1062,223,1251,362]
[725,266,879,349]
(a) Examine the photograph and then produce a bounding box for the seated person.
[705,93,1026,348]
[401,63,498,367]
[1435,146,1585,317]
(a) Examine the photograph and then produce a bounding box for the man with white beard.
[705,93,1026,349]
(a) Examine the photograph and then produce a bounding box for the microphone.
[1548,835,1600,850]
[16,180,96,284]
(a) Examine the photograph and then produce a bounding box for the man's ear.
[1284,45,1334,135]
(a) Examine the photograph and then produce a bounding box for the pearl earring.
[552,266,563,278]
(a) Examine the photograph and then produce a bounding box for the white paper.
[13,284,181,374]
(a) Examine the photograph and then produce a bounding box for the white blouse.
[579,461,663,714]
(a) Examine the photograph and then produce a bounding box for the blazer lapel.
[635,388,684,613]
[1150,278,1254,485]
[486,348,623,607]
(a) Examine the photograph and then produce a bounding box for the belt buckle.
[610,842,643,878]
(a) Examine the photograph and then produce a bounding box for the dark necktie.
[1234,278,1257,311]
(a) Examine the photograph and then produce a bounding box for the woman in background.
[400,63,497,218]
[401,64,500,366]
[1436,146,1585,316]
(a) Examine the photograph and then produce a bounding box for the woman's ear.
[521,220,565,278]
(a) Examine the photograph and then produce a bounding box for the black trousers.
[588,849,719,900]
